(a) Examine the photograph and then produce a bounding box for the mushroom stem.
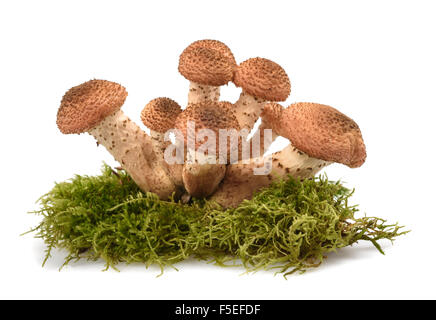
[168,162,185,189]
[233,91,266,131]
[149,130,170,153]
[149,130,185,189]
[88,110,176,199]
[182,150,226,198]
[140,97,184,190]
[210,142,330,208]
[188,82,220,105]
[162,138,185,188]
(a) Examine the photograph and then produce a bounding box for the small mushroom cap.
[178,40,237,86]
[57,79,127,134]
[233,57,291,101]
[141,97,182,133]
[280,102,367,168]
[175,101,240,152]
[187,39,236,65]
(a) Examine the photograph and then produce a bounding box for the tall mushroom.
[140,97,184,187]
[233,58,291,132]
[56,79,176,199]
[210,102,367,208]
[174,101,240,197]
[178,40,237,105]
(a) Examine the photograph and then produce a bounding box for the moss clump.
[28,164,407,276]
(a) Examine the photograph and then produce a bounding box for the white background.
[1,0,435,300]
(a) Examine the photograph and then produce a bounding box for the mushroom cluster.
[56,40,366,208]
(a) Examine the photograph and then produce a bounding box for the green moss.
[28,164,407,277]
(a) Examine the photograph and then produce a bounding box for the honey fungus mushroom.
[141,97,182,152]
[141,97,184,187]
[178,40,237,105]
[174,101,240,198]
[56,80,176,199]
[233,58,291,131]
[210,102,367,208]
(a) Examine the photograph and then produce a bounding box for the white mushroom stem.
[182,149,226,198]
[149,130,171,154]
[168,162,185,189]
[88,109,176,199]
[148,130,186,189]
[233,91,267,131]
[210,142,331,208]
[161,137,185,188]
[188,82,220,105]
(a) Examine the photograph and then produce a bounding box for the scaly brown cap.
[233,57,291,101]
[141,97,182,133]
[187,39,236,65]
[280,102,367,168]
[175,101,240,152]
[57,79,127,134]
[178,40,237,86]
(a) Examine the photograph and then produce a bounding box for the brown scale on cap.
[57,79,127,134]
[233,58,291,101]
[178,46,236,86]
[141,97,182,133]
[280,102,367,168]
[175,101,240,152]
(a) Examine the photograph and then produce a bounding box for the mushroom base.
[210,142,331,208]
[182,150,226,197]
[89,110,176,199]
[188,82,220,105]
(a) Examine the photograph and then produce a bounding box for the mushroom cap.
[260,102,284,131]
[187,39,236,65]
[175,101,240,152]
[57,79,127,134]
[233,57,291,101]
[141,97,182,133]
[280,102,367,168]
[178,40,237,86]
